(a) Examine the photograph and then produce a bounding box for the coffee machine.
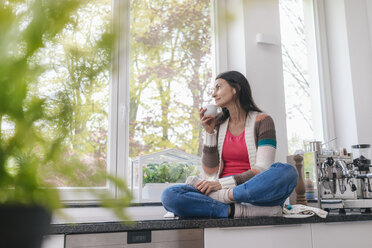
[314,144,372,212]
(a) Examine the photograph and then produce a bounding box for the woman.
[161,71,298,218]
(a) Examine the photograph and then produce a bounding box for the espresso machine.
[314,144,372,212]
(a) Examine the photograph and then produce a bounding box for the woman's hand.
[196,180,222,195]
[200,107,216,134]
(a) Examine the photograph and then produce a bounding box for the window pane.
[30,0,112,187]
[279,0,323,155]
[129,0,213,202]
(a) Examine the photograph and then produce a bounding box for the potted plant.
[0,1,131,247]
[142,162,200,201]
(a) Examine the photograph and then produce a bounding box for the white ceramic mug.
[204,104,217,117]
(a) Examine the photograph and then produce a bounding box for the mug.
[204,104,217,117]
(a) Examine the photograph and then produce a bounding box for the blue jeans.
[161,162,298,218]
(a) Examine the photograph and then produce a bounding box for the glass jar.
[305,171,315,200]
[351,144,371,163]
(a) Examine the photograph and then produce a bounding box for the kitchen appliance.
[296,144,372,213]
[351,144,372,200]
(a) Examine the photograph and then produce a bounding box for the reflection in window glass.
[279,0,323,154]
[129,0,212,201]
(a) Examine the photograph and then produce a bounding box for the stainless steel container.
[309,141,322,152]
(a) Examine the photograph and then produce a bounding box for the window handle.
[120,104,127,123]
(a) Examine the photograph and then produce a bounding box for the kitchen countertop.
[49,206,372,235]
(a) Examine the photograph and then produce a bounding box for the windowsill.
[51,205,168,224]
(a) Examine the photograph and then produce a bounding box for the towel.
[163,211,179,219]
[283,204,328,218]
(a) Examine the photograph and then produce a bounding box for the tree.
[30,0,112,186]
[129,0,212,158]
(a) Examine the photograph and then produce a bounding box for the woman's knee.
[161,185,193,210]
[275,162,298,191]
[272,162,298,178]
[161,186,179,209]
[284,163,299,185]
[268,162,298,188]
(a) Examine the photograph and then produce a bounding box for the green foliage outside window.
[129,0,212,158]
[143,162,199,186]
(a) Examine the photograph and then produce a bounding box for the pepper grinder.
[294,154,307,205]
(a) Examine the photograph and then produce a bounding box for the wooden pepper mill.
[294,154,307,205]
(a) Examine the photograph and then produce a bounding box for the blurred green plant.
[143,162,199,186]
[0,0,131,219]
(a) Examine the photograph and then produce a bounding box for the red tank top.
[220,129,251,178]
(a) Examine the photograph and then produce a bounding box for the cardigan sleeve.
[201,126,220,170]
[253,114,276,172]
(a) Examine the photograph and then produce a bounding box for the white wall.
[368,1,372,49]
[321,0,372,150]
[321,0,358,148]
[216,0,288,162]
[243,0,288,162]
[344,0,372,146]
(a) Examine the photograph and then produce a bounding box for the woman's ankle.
[228,189,234,201]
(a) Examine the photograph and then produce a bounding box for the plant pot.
[142,183,182,201]
[0,205,51,248]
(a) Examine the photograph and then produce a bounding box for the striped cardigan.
[202,111,277,188]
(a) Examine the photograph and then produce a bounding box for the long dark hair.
[215,71,262,124]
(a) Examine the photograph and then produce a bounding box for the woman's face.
[212,78,236,108]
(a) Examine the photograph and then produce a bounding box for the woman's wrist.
[206,128,214,134]
[204,130,217,147]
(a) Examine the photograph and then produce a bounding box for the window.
[2,0,214,203]
[4,0,117,201]
[128,0,213,202]
[279,0,324,155]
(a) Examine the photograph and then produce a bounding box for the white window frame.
[60,0,128,203]
[302,0,325,143]
[212,0,227,75]
[312,0,336,144]
[114,0,130,200]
